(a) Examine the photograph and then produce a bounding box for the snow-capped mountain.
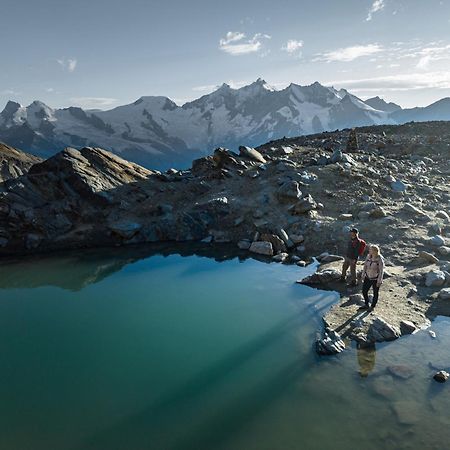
[0,79,448,169]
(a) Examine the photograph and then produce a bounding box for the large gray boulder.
[425,270,446,287]
[367,317,401,342]
[249,241,274,256]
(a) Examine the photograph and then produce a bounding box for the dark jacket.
[346,238,360,260]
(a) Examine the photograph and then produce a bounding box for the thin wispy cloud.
[366,0,385,21]
[57,58,77,72]
[281,39,304,57]
[219,31,271,55]
[0,89,20,96]
[326,71,450,92]
[314,44,383,62]
[70,97,118,109]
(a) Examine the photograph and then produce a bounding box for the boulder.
[316,330,346,355]
[439,288,450,300]
[260,233,286,253]
[108,221,142,239]
[249,241,274,256]
[273,252,289,263]
[438,246,450,256]
[430,235,445,247]
[388,364,414,379]
[417,251,439,264]
[291,194,317,215]
[400,320,417,335]
[434,370,450,383]
[425,270,446,287]
[298,268,342,285]
[277,181,302,203]
[237,239,251,250]
[367,317,401,342]
[436,210,450,222]
[391,180,407,192]
[238,146,266,163]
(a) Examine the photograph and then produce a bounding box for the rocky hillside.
[0,142,42,183]
[0,121,449,352]
[2,79,449,169]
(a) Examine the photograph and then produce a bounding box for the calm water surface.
[0,246,450,450]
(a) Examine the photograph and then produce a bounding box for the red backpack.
[358,239,367,256]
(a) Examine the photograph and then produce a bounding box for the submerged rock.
[433,370,450,383]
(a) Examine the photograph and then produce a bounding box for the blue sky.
[1,0,450,109]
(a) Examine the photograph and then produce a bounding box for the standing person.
[340,228,365,286]
[361,245,384,310]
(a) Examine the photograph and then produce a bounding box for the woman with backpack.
[361,245,384,310]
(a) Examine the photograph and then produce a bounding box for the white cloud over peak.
[314,44,383,62]
[281,39,304,56]
[70,97,118,109]
[57,58,77,72]
[219,32,271,55]
[366,0,385,21]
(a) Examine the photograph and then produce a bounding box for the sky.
[1,0,450,110]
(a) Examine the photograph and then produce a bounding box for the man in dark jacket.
[341,228,361,286]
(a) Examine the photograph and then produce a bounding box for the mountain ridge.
[1,80,449,169]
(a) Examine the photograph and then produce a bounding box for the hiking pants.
[362,278,380,307]
[342,257,357,282]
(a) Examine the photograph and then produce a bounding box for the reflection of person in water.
[357,342,376,377]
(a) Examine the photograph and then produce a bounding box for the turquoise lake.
[1,244,450,450]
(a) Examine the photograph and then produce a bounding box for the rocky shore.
[0,121,449,354]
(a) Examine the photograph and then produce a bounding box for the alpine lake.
[1,243,450,450]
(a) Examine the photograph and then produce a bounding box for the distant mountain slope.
[391,97,450,123]
[0,79,449,169]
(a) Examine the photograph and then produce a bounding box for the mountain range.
[1,78,450,169]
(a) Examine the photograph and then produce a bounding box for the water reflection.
[0,243,270,291]
[357,343,377,378]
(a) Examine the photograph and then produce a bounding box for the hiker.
[361,245,385,310]
[340,227,365,286]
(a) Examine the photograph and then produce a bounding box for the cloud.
[46,87,54,93]
[57,58,77,72]
[0,89,20,96]
[366,0,385,21]
[281,39,304,56]
[314,44,383,62]
[192,84,220,92]
[326,71,450,92]
[219,31,271,55]
[70,97,118,109]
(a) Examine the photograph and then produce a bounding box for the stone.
[291,194,317,215]
[318,253,344,263]
[278,228,294,248]
[430,235,445,247]
[109,221,142,239]
[436,210,450,222]
[237,239,251,250]
[316,330,346,355]
[277,181,302,203]
[434,370,450,383]
[298,268,342,285]
[260,233,287,253]
[388,364,414,379]
[369,206,387,218]
[25,233,42,249]
[425,270,446,287]
[249,241,274,256]
[417,251,439,264]
[273,252,289,262]
[349,293,365,305]
[368,317,401,342]
[296,260,307,267]
[439,288,450,300]
[290,234,304,244]
[391,180,407,192]
[402,203,430,219]
[238,146,266,163]
[400,320,417,335]
[330,149,343,164]
[392,401,420,425]
[339,213,353,220]
[438,246,450,256]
